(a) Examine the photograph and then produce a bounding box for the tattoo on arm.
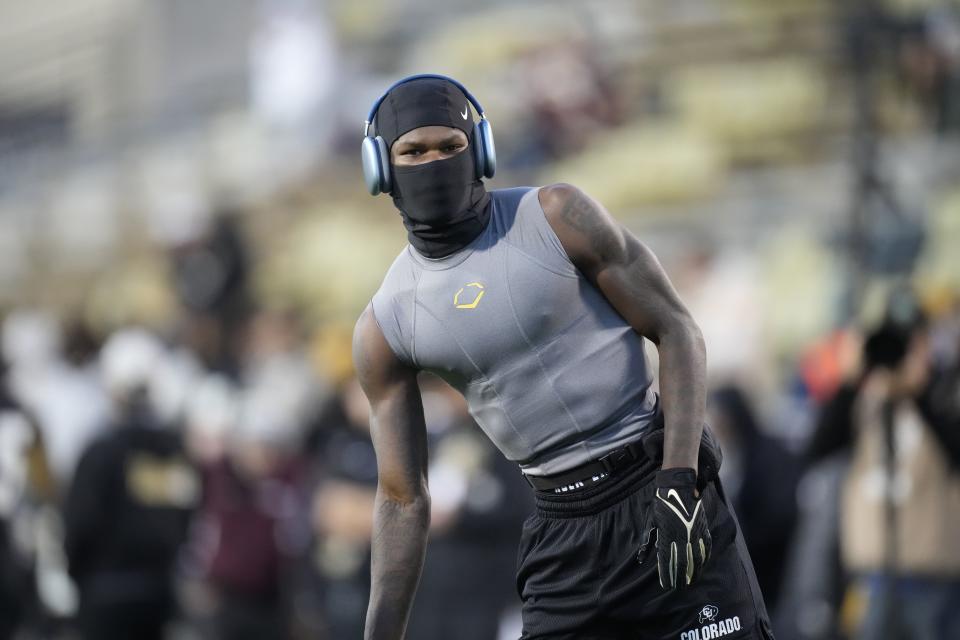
[558,188,604,239]
[553,185,639,269]
[542,183,708,473]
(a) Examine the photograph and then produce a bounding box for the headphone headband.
[360,72,496,194]
[363,73,487,137]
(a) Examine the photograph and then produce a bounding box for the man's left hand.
[639,467,712,591]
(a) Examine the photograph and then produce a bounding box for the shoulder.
[536,182,583,217]
[352,305,388,382]
[536,182,610,230]
[534,183,625,269]
[353,304,418,399]
[484,184,583,231]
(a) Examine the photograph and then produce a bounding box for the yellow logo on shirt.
[454,282,485,309]
[126,454,199,508]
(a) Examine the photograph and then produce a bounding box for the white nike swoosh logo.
[656,488,701,536]
[666,489,690,517]
[460,106,469,120]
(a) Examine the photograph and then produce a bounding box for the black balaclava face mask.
[374,78,490,258]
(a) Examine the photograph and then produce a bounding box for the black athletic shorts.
[516,437,774,640]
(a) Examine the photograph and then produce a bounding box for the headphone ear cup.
[375,136,391,193]
[361,137,383,195]
[473,120,496,179]
[361,136,392,195]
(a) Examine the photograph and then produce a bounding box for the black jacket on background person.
[64,407,197,640]
[918,366,960,469]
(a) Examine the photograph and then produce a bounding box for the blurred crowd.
[0,226,533,640]
[1,242,958,640]
[1,0,960,639]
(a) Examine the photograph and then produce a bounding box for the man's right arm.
[353,304,430,640]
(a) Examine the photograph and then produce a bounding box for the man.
[64,330,198,640]
[353,75,772,640]
[841,317,960,640]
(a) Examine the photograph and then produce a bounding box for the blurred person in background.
[803,329,866,469]
[406,377,532,640]
[840,312,960,640]
[922,301,960,470]
[1,312,110,489]
[190,385,309,640]
[64,329,199,640]
[0,375,31,639]
[169,210,253,378]
[355,75,771,639]
[177,374,237,634]
[241,310,329,445]
[776,327,866,640]
[310,375,378,639]
[708,386,800,615]
[511,40,622,166]
[0,351,54,639]
[891,3,960,132]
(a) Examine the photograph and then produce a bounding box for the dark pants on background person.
[76,575,173,640]
[516,436,773,640]
[856,575,960,640]
[212,592,288,640]
[78,600,170,640]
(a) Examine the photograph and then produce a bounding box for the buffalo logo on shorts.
[698,605,719,624]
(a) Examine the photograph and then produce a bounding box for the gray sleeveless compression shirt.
[371,187,657,475]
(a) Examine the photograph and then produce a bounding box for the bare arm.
[539,183,707,472]
[354,304,430,640]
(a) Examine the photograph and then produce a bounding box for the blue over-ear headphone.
[361,73,497,196]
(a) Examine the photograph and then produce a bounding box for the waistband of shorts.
[532,451,657,518]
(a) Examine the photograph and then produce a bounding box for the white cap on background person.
[99,328,164,399]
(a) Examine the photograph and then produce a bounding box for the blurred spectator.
[776,456,849,640]
[512,40,622,166]
[777,324,871,640]
[804,328,866,467]
[920,305,960,470]
[183,375,238,467]
[64,329,199,640]
[2,312,110,488]
[899,6,960,132]
[778,303,957,640]
[678,247,766,384]
[0,356,52,639]
[708,386,800,613]
[840,317,960,639]
[170,211,253,377]
[407,379,532,640]
[242,310,328,444]
[310,376,378,639]
[189,381,309,640]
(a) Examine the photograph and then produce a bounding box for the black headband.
[373,77,475,149]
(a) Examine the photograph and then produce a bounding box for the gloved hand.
[638,467,712,591]
[640,427,722,494]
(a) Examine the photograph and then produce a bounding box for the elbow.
[377,478,431,512]
[685,317,706,355]
[376,486,431,531]
[660,313,705,357]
